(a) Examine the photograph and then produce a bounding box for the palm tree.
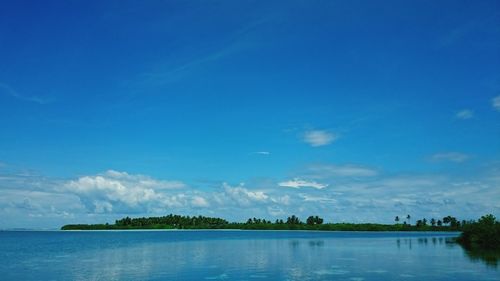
[307,216,314,225]
[416,219,423,227]
[395,216,400,224]
[307,216,324,225]
[406,214,411,225]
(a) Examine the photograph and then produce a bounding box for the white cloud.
[94,200,113,213]
[267,206,286,216]
[278,178,327,189]
[222,183,269,206]
[431,152,470,163]
[493,95,500,111]
[270,194,291,205]
[455,109,473,119]
[191,196,210,207]
[102,170,185,190]
[63,170,187,212]
[162,194,188,208]
[303,130,337,147]
[307,165,378,178]
[254,151,270,155]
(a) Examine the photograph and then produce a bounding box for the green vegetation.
[61,213,469,232]
[62,214,228,230]
[457,214,500,250]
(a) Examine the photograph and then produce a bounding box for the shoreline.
[13,228,461,234]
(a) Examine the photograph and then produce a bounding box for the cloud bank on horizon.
[0,1,499,228]
[0,164,499,229]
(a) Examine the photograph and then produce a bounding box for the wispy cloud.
[303,130,337,147]
[140,45,241,85]
[0,82,53,105]
[493,95,500,111]
[278,178,327,189]
[139,18,269,86]
[299,194,337,203]
[437,21,476,48]
[306,164,378,178]
[253,151,270,155]
[455,109,474,119]
[431,152,470,163]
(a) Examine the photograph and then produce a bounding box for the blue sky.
[0,1,499,229]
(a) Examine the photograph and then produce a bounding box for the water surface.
[0,230,497,280]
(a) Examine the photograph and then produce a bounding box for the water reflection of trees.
[394,237,499,268]
[288,240,325,248]
[396,237,453,250]
[308,240,324,247]
[396,238,412,249]
[461,245,500,269]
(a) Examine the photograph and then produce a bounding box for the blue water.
[0,230,497,280]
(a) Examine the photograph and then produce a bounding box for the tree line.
[62,213,477,231]
[394,214,470,230]
[115,214,228,228]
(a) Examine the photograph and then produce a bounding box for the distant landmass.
[61,214,464,232]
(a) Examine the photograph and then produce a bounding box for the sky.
[0,1,499,229]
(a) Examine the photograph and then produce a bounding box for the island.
[62,213,470,232]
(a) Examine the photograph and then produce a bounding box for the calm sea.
[0,230,497,280]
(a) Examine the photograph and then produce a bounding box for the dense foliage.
[115,214,228,228]
[457,214,500,250]
[62,214,228,230]
[61,213,470,232]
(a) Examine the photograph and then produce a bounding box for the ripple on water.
[366,269,388,274]
[205,273,228,280]
[314,269,350,275]
[249,274,267,278]
[336,257,357,261]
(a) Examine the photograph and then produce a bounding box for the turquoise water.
[0,230,497,280]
